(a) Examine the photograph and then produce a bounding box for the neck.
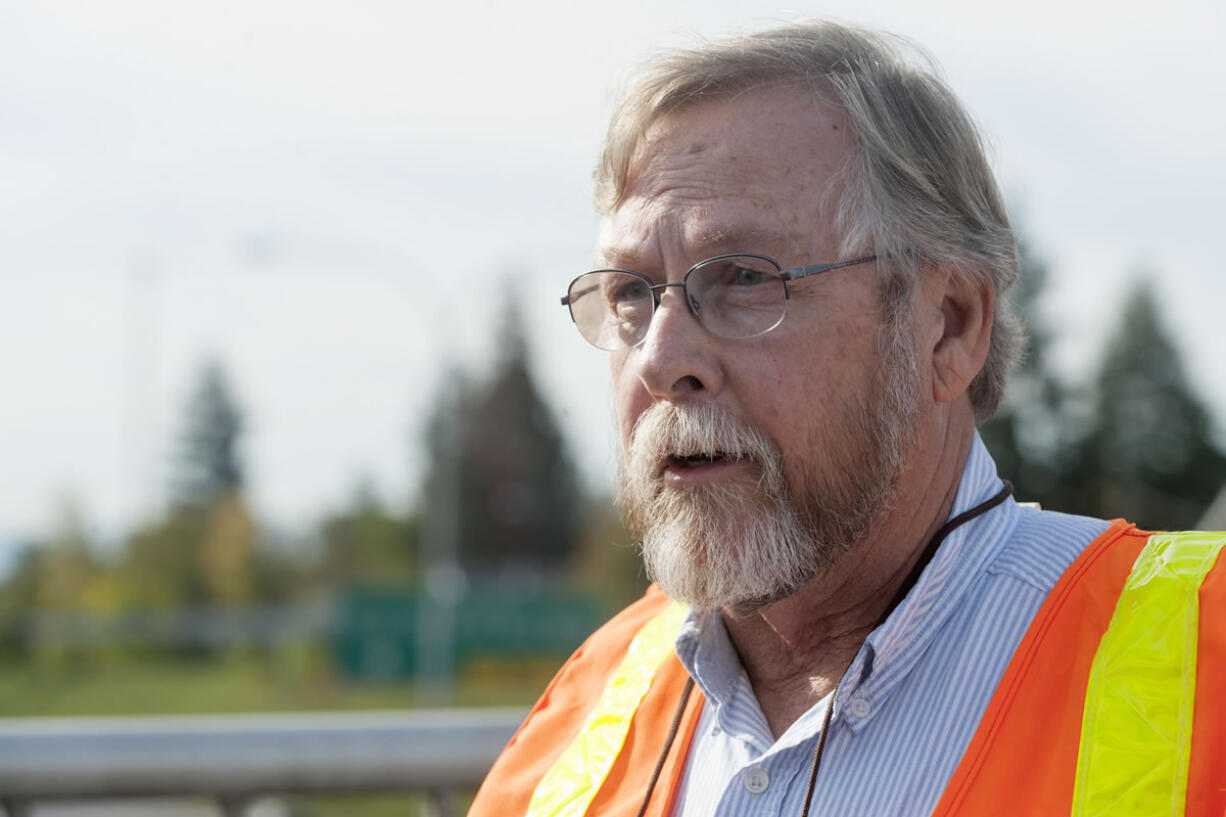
[722,421,975,737]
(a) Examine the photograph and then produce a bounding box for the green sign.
[334,584,605,680]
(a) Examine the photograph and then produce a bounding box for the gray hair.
[594,20,1023,421]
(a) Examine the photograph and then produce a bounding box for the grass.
[0,649,559,816]
[0,648,561,717]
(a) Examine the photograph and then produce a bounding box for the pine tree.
[986,262,1226,529]
[1076,279,1226,528]
[121,358,260,613]
[980,233,1084,507]
[420,297,583,577]
[171,359,244,509]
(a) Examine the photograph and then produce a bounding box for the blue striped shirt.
[670,433,1110,816]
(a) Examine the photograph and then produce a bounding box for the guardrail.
[0,708,524,817]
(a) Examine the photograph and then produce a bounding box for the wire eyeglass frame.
[561,252,877,351]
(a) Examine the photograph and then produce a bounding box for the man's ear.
[927,267,994,405]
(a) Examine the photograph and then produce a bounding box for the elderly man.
[469,20,1226,817]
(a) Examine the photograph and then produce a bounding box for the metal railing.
[0,708,524,817]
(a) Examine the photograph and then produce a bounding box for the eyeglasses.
[560,253,877,351]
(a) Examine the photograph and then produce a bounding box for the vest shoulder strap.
[469,586,696,817]
[934,523,1226,817]
[526,602,686,817]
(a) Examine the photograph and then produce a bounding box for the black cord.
[797,689,836,817]
[883,481,1014,620]
[633,676,695,817]
[799,481,1015,813]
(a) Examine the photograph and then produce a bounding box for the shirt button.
[849,696,872,718]
[743,766,770,794]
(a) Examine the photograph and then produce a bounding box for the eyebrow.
[598,226,798,270]
[689,226,795,254]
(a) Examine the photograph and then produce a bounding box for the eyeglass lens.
[566,255,789,351]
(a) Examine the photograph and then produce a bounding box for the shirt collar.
[839,432,1018,728]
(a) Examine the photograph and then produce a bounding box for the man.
[469,20,1225,817]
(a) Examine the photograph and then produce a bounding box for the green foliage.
[172,358,245,508]
[116,360,300,622]
[122,491,269,611]
[315,480,419,588]
[1074,281,1226,527]
[34,499,98,609]
[983,251,1226,530]
[3,360,312,665]
[0,545,41,649]
[422,297,583,576]
[980,234,1084,505]
[0,650,554,716]
[571,499,648,611]
[0,499,121,662]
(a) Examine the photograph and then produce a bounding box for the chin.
[634,482,823,614]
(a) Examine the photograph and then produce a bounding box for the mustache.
[627,402,781,474]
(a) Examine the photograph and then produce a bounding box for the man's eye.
[732,266,767,286]
[609,279,650,304]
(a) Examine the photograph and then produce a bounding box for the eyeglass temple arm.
[779,255,877,281]
[561,280,605,306]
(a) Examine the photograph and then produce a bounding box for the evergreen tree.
[172,359,245,508]
[980,233,1084,506]
[421,297,583,577]
[120,358,262,613]
[1075,279,1226,528]
[985,257,1226,529]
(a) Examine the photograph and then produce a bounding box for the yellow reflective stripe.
[1072,531,1226,817]
[526,602,687,817]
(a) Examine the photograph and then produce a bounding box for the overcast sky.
[2,0,1223,556]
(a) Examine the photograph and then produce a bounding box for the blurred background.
[1,0,1224,814]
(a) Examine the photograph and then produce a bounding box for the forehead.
[598,85,855,268]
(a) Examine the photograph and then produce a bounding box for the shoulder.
[984,506,1114,593]
[487,588,675,756]
[987,509,1226,596]
[468,586,679,816]
[583,584,679,652]
[545,584,678,686]
[525,584,676,726]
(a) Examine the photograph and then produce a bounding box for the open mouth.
[663,452,740,471]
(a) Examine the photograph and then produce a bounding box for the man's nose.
[632,286,725,401]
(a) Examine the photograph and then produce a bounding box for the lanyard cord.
[633,676,696,817]
[796,480,1014,817]
[633,481,1015,817]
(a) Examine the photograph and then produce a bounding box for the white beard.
[618,327,918,614]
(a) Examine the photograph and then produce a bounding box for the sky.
[1,0,1223,557]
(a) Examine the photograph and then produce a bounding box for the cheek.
[610,352,643,452]
[743,347,856,459]
[739,347,809,426]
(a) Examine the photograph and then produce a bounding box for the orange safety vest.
[469,522,1226,817]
